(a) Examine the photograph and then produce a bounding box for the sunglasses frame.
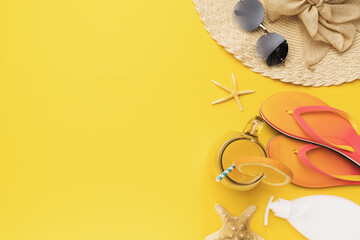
[233,0,288,66]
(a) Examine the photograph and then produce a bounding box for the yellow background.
[0,0,359,239]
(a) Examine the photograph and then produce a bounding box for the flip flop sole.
[268,135,360,188]
[260,91,360,167]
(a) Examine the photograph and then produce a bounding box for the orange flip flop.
[268,135,360,188]
[260,91,360,167]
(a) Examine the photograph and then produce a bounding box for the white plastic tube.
[264,195,360,240]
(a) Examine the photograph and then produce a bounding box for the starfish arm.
[232,73,238,92]
[211,80,232,93]
[231,74,243,111]
[240,205,257,225]
[234,95,243,112]
[248,230,265,240]
[205,231,218,240]
[205,228,228,240]
[237,90,255,95]
[215,204,232,223]
[212,95,234,105]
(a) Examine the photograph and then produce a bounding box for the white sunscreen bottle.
[264,195,360,240]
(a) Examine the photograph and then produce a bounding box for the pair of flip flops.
[260,92,360,188]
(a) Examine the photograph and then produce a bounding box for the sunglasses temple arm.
[259,23,268,34]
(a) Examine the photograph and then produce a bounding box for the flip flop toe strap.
[298,144,360,182]
[287,105,360,153]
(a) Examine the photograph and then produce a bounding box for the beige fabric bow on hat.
[264,0,360,67]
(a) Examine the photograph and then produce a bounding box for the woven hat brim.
[193,0,360,87]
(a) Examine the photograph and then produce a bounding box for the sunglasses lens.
[255,33,288,66]
[233,0,264,31]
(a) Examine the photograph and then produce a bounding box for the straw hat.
[193,0,360,87]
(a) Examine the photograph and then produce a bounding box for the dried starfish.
[211,73,255,112]
[206,204,264,240]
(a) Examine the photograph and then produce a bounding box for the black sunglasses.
[233,0,288,66]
